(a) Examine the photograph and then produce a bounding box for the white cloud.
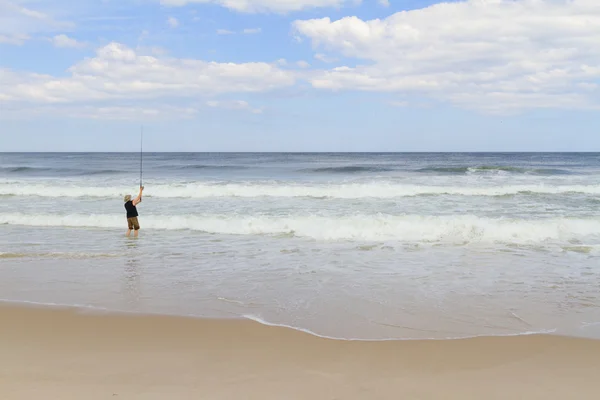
[0,1,72,44]
[167,16,179,28]
[314,53,336,63]
[1,104,201,121]
[50,34,85,49]
[0,33,29,45]
[1,1,49,21]
[0,42,296,107]
[135,46,168,56]
[80,105,196,120]
[74,105,199,120]
[293,0,600,113]
[159,0,358,13]
[296,60,310,68]
[4,101,263,120]
[206,99,263,114]
[215,28,263,35]
[378,0,389,7]
[243,28,262,34]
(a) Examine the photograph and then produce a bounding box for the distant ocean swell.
[0,164,580,176]
[416,166,574,175]
[1,182,599,199]
[0,166,124,176]
[302,166,395,173]
[175,165,248,171]
[2,213,599,245]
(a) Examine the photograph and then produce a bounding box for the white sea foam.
[0,299,560,341]
[1,181,600,199]
[241,314,559,341]
[2,212,599,244]
[2,154,599,343]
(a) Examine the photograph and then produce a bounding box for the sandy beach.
[0,305,599,399]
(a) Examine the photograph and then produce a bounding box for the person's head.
[124,195,131,202]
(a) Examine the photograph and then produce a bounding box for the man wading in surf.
[124,186,144,237]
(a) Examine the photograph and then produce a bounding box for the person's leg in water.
[132,217,140,237]
[126,218,134,237]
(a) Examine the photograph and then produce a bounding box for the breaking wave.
[79,169,124,176]
[176,164,248,170]
[417,166,573,175]
[302,166,395,173]
[2,212,599,244]
[1,182,599,199]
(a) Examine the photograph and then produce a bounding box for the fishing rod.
[140,125,143,188]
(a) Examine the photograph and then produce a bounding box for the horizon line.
[2,151,600,154]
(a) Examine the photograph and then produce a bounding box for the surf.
[1,212,599,245]
[417,166,574,175]
[2,181,600,199]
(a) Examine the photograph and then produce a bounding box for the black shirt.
[124,200,138,218]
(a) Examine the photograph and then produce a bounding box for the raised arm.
[133,186,144,205]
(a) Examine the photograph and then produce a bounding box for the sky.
[1,0,600,152]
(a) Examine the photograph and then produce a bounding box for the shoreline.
[0,299,570,342]
[3,303,600,399]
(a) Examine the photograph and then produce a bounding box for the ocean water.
[1,152,600,340]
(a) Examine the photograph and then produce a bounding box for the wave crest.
[177,165,247,171]
[302,166,394,173]
[417,166,573,175]
[1,212,599,245]
[1,182,599,199]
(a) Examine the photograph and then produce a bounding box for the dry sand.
[1,304,600,399]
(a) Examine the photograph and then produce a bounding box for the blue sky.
[1,0,600,152]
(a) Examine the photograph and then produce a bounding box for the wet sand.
[1,304,600,399]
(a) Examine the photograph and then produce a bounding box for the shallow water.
[1,152,600,340]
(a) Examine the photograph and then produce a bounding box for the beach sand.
[1,305,599,399]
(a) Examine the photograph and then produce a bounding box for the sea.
[1,152,600,341]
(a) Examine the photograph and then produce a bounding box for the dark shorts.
[127,217,140,230]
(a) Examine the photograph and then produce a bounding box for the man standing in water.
[124,186,144,237]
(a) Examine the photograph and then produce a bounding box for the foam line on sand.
[2,304,600,400]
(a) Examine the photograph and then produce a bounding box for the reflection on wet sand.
[123,238,141,307]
